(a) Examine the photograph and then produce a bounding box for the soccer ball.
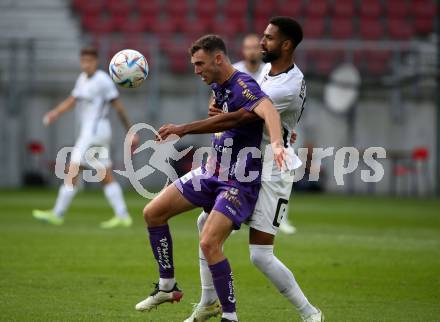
[109,49,149,88]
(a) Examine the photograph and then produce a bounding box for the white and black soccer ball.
[109,49,149,88]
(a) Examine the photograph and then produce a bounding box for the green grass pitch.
[1,189,439,321]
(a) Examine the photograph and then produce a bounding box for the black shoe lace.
[149,283,160,296]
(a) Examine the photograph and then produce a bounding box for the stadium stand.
[70,0,437,76]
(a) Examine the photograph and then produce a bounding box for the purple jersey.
[206,70,268,184]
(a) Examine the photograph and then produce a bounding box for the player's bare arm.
[253,98,285,169]
[43,95,76,126]
[110,98,139,145]
[157,108,258,140]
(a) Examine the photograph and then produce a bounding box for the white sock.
[199,246,218,305]
[197,211,218,306]
[53,184,78,217]
[222,312,238,321]
[103,182,129,219]
[249,244,318,317]
[159,278,176,291]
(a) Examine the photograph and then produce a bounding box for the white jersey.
[233,60,265,80]
[258,63,306,147]
[71,70,119,137]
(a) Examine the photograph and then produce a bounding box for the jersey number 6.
[273,198,289,227]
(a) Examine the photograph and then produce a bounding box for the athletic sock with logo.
[148,225,175,289]
[209,259,237,316]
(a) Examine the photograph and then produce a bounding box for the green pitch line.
[0,189,439,321]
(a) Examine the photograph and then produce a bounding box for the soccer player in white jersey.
[158,17,323,321]
[232,34,265,81]
[33,47,137,229]
[233,34,296,234]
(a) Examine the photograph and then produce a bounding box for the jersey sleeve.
[71,74,82,98]
[101,73,119,101]
[235,76,268,112]
[278,78,306,116]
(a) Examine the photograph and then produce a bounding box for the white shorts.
[70,121,112,168]
[247,179,293,235]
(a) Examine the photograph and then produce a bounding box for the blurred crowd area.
[0,0,438,196]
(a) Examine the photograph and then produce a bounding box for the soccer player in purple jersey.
[135,35,286,322]
[158,18,323,322]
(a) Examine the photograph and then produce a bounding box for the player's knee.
[249,246,273,270]
[143,204,160,225]
[199,237,220,261]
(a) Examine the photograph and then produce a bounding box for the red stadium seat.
[82,13,114,34]
[255,2,278,20]
[332,0,356,18]
[182,18,207,39]
[253,17,269,34]
[165,0,190,18]
[111,12,130,32]
[308,49,344,75]
[136,0,161,17]
[277,0,303,17]
[388,19,414,40]
[79,1,105,16]
[331,18,354,39]
[119,14,152,33]
[360,0,382,18]
[72,0,85,11]
[355,50,392,75]
[223,0,247,18]
[213,16,247,38]
[152,18,178,37]
[169,52,190,74]
[359,18,384,40]
[411,0,437,19]
[195,0,217,18]
[303,18,326,39]
[193,14,215,33]
[107,0,133,16]
[304,0,329,17]
[414,18,435,35]
[386,0,410,19]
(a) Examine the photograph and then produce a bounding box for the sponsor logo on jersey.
[237,78,248,89]
[242,88,257,101]
[225,205,237,216]
[222,188,241,208]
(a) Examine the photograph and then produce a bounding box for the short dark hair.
[80,47,98,58]
[269,16,303,49]
[189,34,227,56]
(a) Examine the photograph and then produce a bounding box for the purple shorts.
[174,167,260,229]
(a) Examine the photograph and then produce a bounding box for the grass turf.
[0,189,439,321]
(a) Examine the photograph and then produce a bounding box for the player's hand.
[157,124,185,141]
[208,104,222,117]
[42,110,58,126]
[130,133,139,146]
[290,130,297,144]
[272,141,287,170]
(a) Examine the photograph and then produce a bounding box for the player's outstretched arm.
[157,108,259,140]
[43,95,76,126]
[111,98,139,146]
[110,98,132,131]
[253,98,286,169]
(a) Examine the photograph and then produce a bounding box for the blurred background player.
[183,17,322,322]
[232,34,265,80]
[32,47,137,229]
